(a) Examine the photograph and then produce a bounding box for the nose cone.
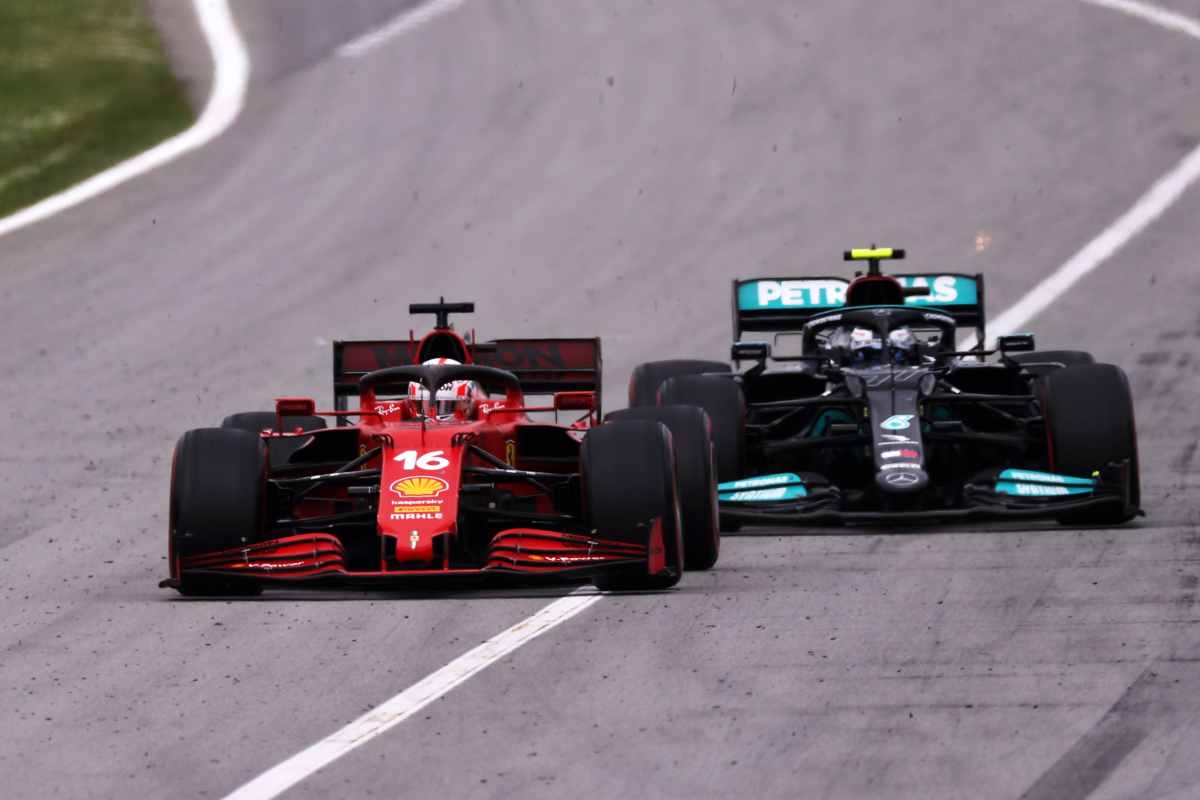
[876,468,929,494]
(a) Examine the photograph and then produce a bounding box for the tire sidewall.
[658,374,746,484]
[1043,364,1140,521]
[171,428,268,558]
[606,405,719,570]
[583,419,684,589]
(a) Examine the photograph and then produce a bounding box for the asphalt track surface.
[2,1,1200,797]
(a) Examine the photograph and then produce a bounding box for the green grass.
[0,0,194,217]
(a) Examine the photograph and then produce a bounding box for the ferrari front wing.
[161,522,668,591]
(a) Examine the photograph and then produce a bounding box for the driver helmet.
[407,358,482,420]
[888,327,920,365]
[847,327,883,365]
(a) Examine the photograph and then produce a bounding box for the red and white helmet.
[408,358,481,420]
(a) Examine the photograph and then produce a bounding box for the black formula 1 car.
[629,248,1141,527]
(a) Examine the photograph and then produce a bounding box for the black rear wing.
[732,272,986,344]
[333,338,602,414]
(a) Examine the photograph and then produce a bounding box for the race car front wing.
[161,521,667,590]
[717,463,1138,527]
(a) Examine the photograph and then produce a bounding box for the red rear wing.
[333,338,602,413]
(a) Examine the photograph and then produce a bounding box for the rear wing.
[333,338,603,414]
[732,272,985,344]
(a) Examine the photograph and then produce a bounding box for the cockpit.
[798,306,959,369]
[823,324,925,367]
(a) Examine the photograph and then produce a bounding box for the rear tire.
[1042,364,1140,524]
[628,359,729,408]
[607,405,720,570]
[222,411,326,469]
[170,428,268,595]
[583,419,683,590]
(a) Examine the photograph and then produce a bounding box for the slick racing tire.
[222,411,327,469]
[170,428,268,596]
[628,359,729,408]
[1042,364,1140,524]
[607,405,720,571]
[659,374,746,533]
[583,419,684,591]
[658,374,745,484]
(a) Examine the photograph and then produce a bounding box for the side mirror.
[553,391,595,411]
[275,396,317,420]
[998,334,1036,354]
[731,341,770,363]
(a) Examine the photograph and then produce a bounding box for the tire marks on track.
[1019,667,1156,800]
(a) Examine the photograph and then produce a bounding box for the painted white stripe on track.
[0,0,249,240]
[981,0,1200,342]
[1083,0,1200,39]
[222,2,1200,798]
[222,589,602,800]
[337,0,469,59]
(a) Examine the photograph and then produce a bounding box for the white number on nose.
[392,449,450,470]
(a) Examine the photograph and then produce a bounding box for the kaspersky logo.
[390,475,450,498]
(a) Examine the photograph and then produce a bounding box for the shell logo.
[390,475,450,498]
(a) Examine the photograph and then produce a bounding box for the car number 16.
[393,449,450,470]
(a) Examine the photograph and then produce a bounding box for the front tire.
[170,428,268,595]
[1042,364,1140,524]
[607,405,720,570]
[583,419,683,590]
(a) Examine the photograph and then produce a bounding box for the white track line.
[222,2,1200,798]
[1083,0,1200,39]
[337,0,469,59]
[987,144,1200,339]
[223,590,602,800]
[983,0,1200,341]
[0,0,249,240]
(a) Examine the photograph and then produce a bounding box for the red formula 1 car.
[162,301,719,595]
